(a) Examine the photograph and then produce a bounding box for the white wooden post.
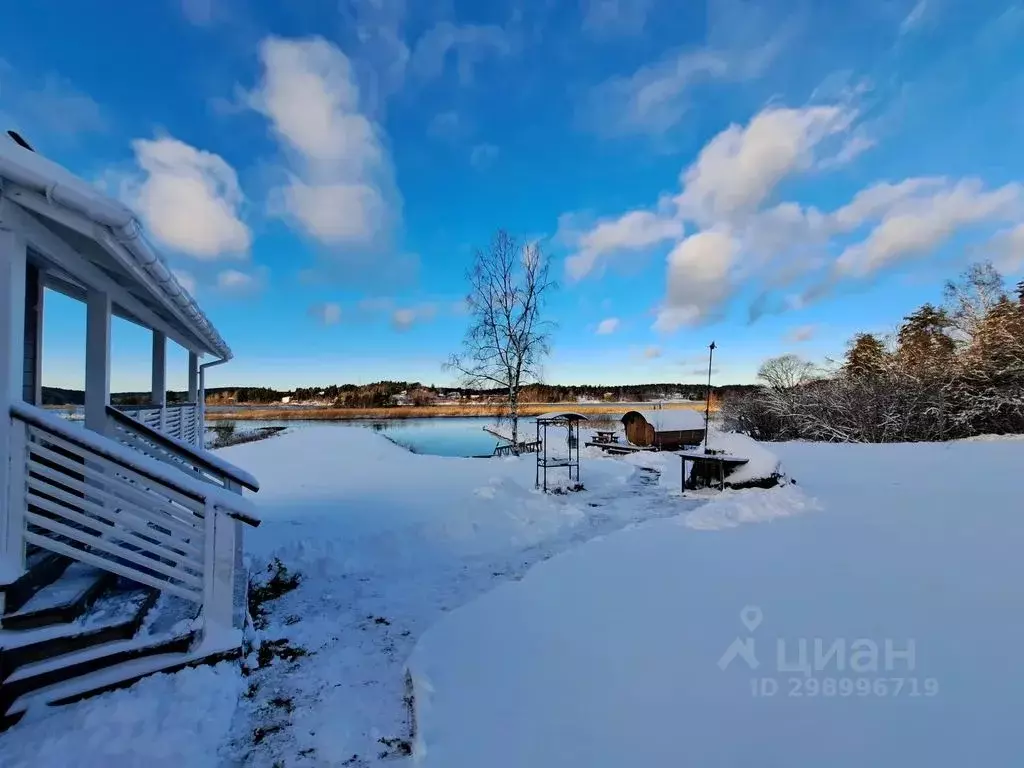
[0,228,28,582]
[203,500,237,638]
[198,364,207,449]
[84,289,111,435]
[188,351,199,446]
[29,271,43,406]
[152,330,166,432]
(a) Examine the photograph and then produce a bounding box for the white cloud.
[125,136,251,259]
[391,303,437,330]
[561,96,1024,331]
[216,268,264,296]
[428,110,467,141]
[337,0,410,111]
[831,177,947,231]
[411,22,512,84]
[836,179,1022,277]
[470,143,499,170]
[172,269,197,297]
[249,36,398,250]
[676,106,854,225]
[581,30,783,137]
[581,0,653,38]
[655,231,738,331]
[564,209,684,280]
[596,317,620,335]
[900,0,929,35]
[309,302,342,325]
[283,181,385,244]
[582,50,728,136]
[986,223,1024,273]
[785,324,817,343]
[818,132,876,169]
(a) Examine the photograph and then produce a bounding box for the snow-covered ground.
[1,428,1020,767]
[409,438,1024,768]
[222,427,708,766]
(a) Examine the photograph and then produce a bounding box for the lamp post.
[704,341,715,453]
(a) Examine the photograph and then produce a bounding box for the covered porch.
[0,138,259,723]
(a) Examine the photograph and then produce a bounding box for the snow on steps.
[1,563,114,630]
[0,553,239,731]
[5,640,241,720]
[1,627,197,713]
[0,551,71,615]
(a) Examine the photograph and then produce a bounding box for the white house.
[0,136,261,725]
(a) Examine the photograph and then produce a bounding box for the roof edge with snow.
[0,138,232,360]
[622,409,707,432]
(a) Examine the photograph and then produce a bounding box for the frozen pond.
[208,417,512,457]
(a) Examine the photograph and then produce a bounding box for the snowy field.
[0,427,1020,767]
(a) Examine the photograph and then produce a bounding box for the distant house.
[621,409,706,450]
[281,396,292,404]
[390,390,409,406]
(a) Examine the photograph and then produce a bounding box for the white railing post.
[198,363,207,449]
[203,502,236,636]
[0,226,28,586]
[152,331,167,434]
[188,351,200,448]
[1,418,28,584]
[84,289,111,436]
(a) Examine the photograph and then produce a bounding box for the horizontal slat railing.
[22,422,207,602]
[117,403,199,445]
[108,405,260,496]
[9,403,261,613]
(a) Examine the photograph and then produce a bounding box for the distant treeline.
[44,381,757,408]
[204,381,756,407]
[43,388,193,407]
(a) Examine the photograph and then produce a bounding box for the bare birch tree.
[446,230,554,447]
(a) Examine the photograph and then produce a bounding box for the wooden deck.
[493,440,542,457]
[584,441,655,454]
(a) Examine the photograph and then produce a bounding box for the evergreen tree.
[843,333,889,379]
[895,304,954,374]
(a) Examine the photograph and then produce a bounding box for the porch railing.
[6,402,259,631]
[116,402,200,447]
[107,405,259,495]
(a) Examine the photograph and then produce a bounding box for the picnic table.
[677,451,749,493]
[593,430,620,444]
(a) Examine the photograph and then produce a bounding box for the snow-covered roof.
[623,409,706,431]
[701,430,781,485]
[0,138,231,360]
[535,411,590,421]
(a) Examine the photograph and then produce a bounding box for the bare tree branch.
[446,231,555,446]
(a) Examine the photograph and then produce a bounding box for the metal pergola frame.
[535,412,588,492]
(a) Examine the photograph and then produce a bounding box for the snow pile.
[408,438,1024,768]
[703,429,782,486]
[0,663,244,768]
[681,482,817,530]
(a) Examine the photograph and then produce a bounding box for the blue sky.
[2,0,1022,391]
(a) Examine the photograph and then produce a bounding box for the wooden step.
[0,552,71,615]
[0,584,157,682]
[1,563,115,630]
[0,628,196,717]
[0,640,241,730]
